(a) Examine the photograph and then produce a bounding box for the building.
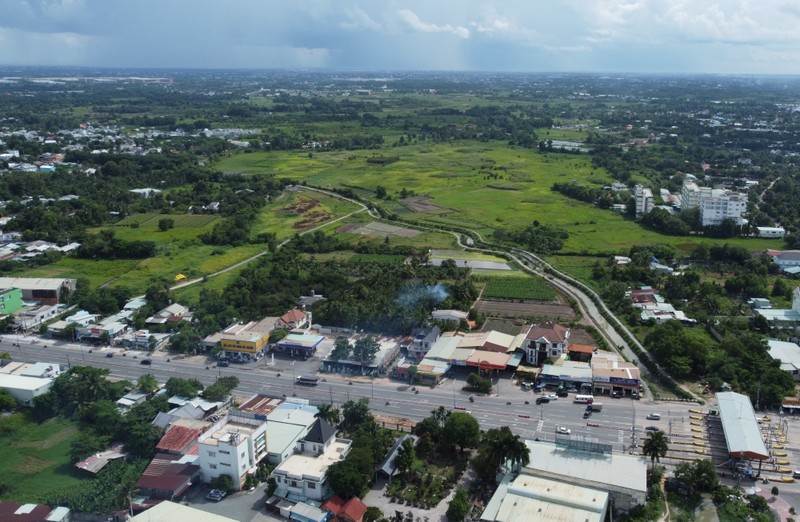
[321,495,368,522]
[756,226,786,238]
[767,339,800,381]
[756,288,800,323]
[522,440,647,515]
[75,442,127,474]
[0,277,76,305]
[0,503,71,522]
[0,288,23,316]
[264,401,320,465]
[712,392,770,464]
[13,304,61,330]
[591,352,641,396]
[766,250,800,271]
[523,321,570,366]
[407,326,441,361]
[480,472,609,522]
[680,180,712,210]
[135,453,201,502]
[633,185,653,217]
[197,412,268,490]
[273,332,325,358]
[275,308,311,330]
[116,391,148,412]
[539,362,592,391]
[145,303,189,325]
[203,317,276,362]
[117,330,171,351]
[430,309,469,323]
[567,343,594,363]
[270,431,352,502]
[129,501,237,522]
[700,190,748,227]
[0,373,55,406]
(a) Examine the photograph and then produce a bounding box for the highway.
[2,335,691,452]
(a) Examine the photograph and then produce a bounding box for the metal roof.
[716,392,769,460]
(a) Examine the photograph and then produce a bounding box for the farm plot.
[475,275,557,301]
[116,213,219,228]
[346,221,421,238]
[474,299,576,320]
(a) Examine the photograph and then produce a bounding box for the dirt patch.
[348,221,420,238]
[14,455,54,474]
[373,413,416,432]
[337,223,358,233]
[400,196,445,213]
[481,318,527,335]
[281,197,320,214]
[474,299,576,320]
[14,424,78,450]
[293,209,332,230]
[567,328,596,346]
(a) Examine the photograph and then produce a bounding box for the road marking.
[537,420,544,433]
[617,429,624,444]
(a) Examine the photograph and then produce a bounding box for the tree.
[203,376,239,401]
[165,377,204,398]
[330,336,352,360]
[341,398,371,433]
[375,185,387,199]
[212,474,235,493]
[70,432,110,463]
[642,430,668,473]
[364,506,383,522]
[137,374,158,394]
[0,389,17,411]
[443,412,480,453]
[327,460,369,499]
[480,426,530,477]
[408,364,418,384]
[315,404,341,426]
[158,218,175,231]
[446,488,470,521]
[353,335,380,366]
[393,438,416,477]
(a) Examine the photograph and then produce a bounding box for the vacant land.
[215,145,785,255]
[0,414,84,502]
[474,274,557,301]
[473,299,576,320]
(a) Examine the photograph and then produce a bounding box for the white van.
[646,413,661,420]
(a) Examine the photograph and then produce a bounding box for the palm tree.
[643,430,669,474]
[315,404,341,427]
[483,426,530,475]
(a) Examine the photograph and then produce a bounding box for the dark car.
[645,426,662,432]
[106,352,114,358]
[557,390,569,397]
[140,359,152,365]
[583,410,592,419]
[535,397,550,405]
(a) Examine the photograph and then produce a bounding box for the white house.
[197,412,268,490]
[767,339,800,381]
[700,190,748,227]
[757,226,786,238]
[524,321,570,366]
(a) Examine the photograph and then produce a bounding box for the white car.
[556,426,571,435]
[547,394,559,400]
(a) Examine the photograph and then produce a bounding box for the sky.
[2,0,800,74]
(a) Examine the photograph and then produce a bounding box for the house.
[0,503,71,522]
[377,434,416,479]
[145,303,189,325]
[203,317,276,362]
[0,361,59,406]
[116,391,148,412]
[756,288,800,323]
[756,226,786,238]
[75,442,127,474]
[129,501,236,522]
[407,326,441,361]
[117,330,171,351]
[321,495,368,522]
[135,453,201,502]
[0,288,23,316]
[197,412,268,490]
[276,307,311,331]
[129,188,162,198]
[523,321,570,366]
[430,309,469,324]
[156,423,205,455]
[270,416,352,503]
[567,343,594,363]
[13,304,61,330]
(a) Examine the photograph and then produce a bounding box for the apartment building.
[197,412,268,490]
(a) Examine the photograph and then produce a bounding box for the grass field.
[430,249,507,262]
[0,414,84,503]
[215,144,786,255]
[252,190,362,241]
[474,274,557,301]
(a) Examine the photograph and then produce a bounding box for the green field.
[252,190,363,241]
[474,274,557,301]
[215,145,786,255]
[0,414,84,502]
[116,213,219,228]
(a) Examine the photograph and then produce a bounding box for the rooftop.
[0,277,72,291]
[767,339,800,372]
[272,438,352,481]
[200,420,260,448]
[238,394,283,419]
[526,321,569,344]
[716,391,769,460]
[129,500,237,522]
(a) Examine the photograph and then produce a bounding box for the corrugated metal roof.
[716,392,769,460]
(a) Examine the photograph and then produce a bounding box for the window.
[220,450,230,455]
[308,482,316,489]
[207,451,216,457]
[210,464,217,470]
[241,452,245,458]
[291,480,298,487]
[221,462,231,467]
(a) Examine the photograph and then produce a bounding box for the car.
[535,397,550,405]
[611,391,622,398]
[557,390,569,397]
[793,470,800,479]
[646,413,661,420]
[547,394,558,400]
[206,489,226,501]
[140,359,152,365]
[556,426,571,435]
[106,352,114,358]
[645,426,661,432]
[583,410,592,419]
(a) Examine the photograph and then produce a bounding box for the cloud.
[398,8,470,39]
[339,6,381,31]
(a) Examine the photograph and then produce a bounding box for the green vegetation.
[474,274,557,301]
[0,413,84,502]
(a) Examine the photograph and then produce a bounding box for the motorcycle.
[469,396,474,403]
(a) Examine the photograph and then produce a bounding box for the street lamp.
[452,377,456,408]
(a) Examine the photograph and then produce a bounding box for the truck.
[586,402,603,412]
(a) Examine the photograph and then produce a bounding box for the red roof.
[156,425,202,453]
[136,453,200,496]
[526,321,568,344]
[280,308,306,324]
[0,503,54,522]
[341,498,367,522]
[321,495,346,515]
[568,343,594,355]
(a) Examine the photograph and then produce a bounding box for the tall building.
[197,412,268,489]
[633,185,653,217]
[699,191,748,227]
